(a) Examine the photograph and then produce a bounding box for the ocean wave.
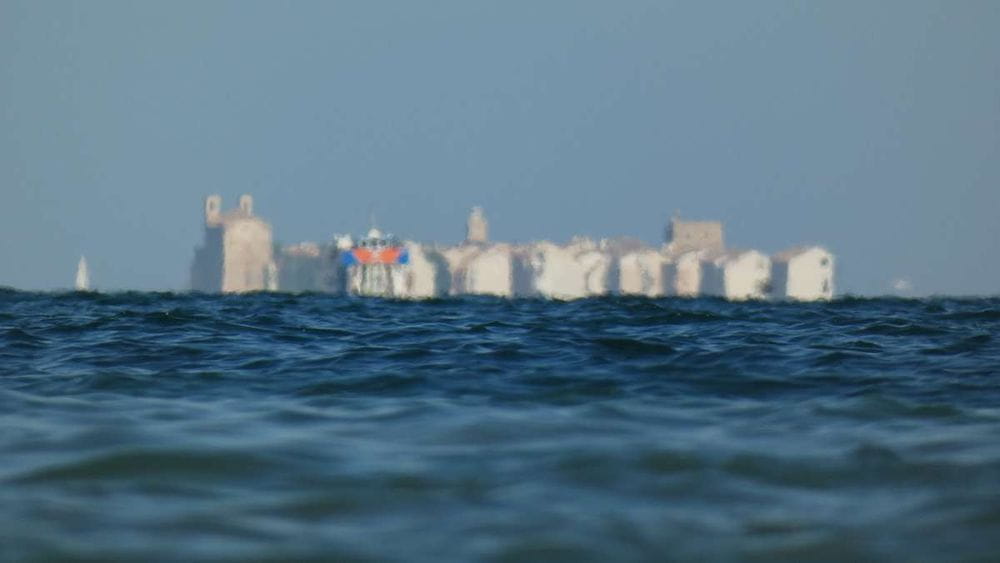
[1,292,998,559]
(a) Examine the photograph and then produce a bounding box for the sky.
[1,1,997,295]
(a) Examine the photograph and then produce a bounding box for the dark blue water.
[2,290,999,561]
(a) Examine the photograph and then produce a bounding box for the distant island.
[190,195,833,301]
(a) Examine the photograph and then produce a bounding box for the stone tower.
[190,194,277,293]
[665,217,724,255]
[466,206,488,244]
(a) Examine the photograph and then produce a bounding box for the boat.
[75,256,90,291]
[341,229,409,296]
[341,228,409,266]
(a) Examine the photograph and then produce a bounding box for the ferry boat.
[341,228,409,267]
[341,229,409,296]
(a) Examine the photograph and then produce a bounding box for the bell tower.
[466,206,488,244]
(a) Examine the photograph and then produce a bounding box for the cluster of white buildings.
[191,196,834,301]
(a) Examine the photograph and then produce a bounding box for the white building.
[399,242,442,298]
[771,246,834,301]
[618,249,668,297]
[526,238,612,299]
[442,244,514,297]
[701,250,771,300]
[665,250,705,297]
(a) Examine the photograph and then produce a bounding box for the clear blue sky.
[1,1,997,295]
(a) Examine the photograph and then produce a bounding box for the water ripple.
[1,291,999,560]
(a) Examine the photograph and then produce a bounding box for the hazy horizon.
[2,1,998,295]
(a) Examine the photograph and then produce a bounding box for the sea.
[1,289,998,562]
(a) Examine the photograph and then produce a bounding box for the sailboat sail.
[75,256,90,291]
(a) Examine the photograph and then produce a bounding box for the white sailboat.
[75,256,90,291]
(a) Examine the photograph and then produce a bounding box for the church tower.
[466,206,488,244]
